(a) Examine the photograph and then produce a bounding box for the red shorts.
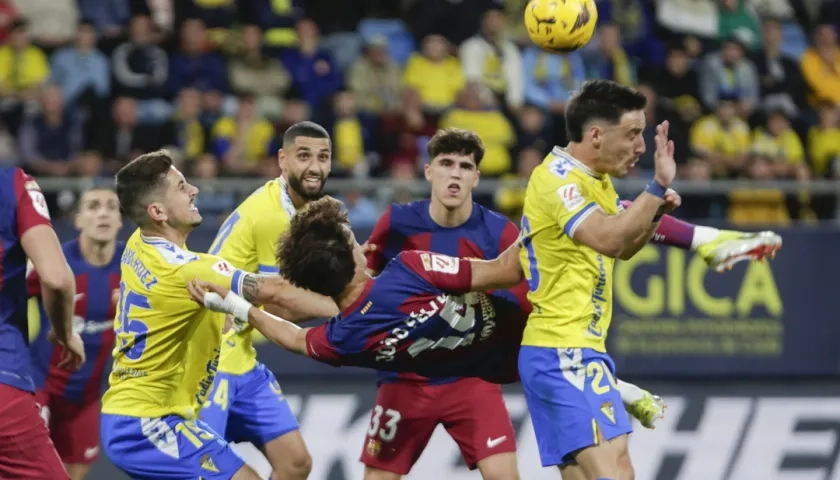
[0,384,69,479]
[35,390,101,464]
[359,377,516,475]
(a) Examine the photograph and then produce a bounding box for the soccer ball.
[524,0,598,53]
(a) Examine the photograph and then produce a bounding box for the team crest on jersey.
[601,401,616,424]
[557,184,585,212]
[200,454,220,472]
[420,253,459,274]
[212,260,234,276]
[366,438,381,457]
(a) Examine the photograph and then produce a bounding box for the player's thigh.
[199,371,235,439]
[440,379,517,472]
[226,365,300,446]
[0,385,69,480]
[364,465,403,480]
[50,399,102,465]
[359,382,438,476]
[518,346,632,470]
[100,414,245,480]
[64,462,92,480]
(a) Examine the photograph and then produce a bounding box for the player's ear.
[277,148,286,170]
[73,212,83,231]
[472,169,480,188]
[589,125,604,149]
[423,163,432,182]
[146,202,167,223]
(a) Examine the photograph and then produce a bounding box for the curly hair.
[276,196,357,299]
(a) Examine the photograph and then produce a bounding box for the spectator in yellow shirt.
[808,104,840,177]
[728,152,791,226]
[800,24,840,106]
[211,96,275,175]
[0,19,49,135]
[440,82,515,176]
[402,35,465,113]
[750,107,805,177]
[332,91,368,176]
[689,95,750,177]
[494,146,542,222]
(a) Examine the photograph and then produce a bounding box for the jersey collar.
[278,177,297,219]
[552,146,602,179]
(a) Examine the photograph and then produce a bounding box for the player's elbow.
[38,262,75,294]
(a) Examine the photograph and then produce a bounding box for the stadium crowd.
[0,0,838,226]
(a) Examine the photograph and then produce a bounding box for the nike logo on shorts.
[486,436,507,448]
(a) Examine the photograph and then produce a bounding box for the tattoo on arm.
[241,274,264,303]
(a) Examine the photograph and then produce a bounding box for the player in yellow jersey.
[200,121,334,479]
[99,150,266,480]
[518,80,681,480]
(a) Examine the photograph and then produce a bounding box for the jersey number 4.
[115,281,152,361]
[520,215,541,292]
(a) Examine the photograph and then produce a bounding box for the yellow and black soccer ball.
[524,0,598,53]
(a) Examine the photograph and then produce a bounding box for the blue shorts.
[518,346,633,467]
[199,362,299,446]
[100,414,245,480]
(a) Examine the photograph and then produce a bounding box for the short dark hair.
[276,196,356,299]
[282,121,330,148]
[115,150,173,225]
[565,80,647,142]
[426,128,485,166]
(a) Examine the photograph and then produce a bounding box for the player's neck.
[141,225,188,248]
[335,274,369,311]
[565,142,601,173]
[79,235,116,267]
[429,199,472,227]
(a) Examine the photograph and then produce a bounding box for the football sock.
[621,200,698,250]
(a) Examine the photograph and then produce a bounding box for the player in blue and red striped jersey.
[0,167,83,480]
[28,187,123,480]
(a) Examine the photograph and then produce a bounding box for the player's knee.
[363,466,402,480]
[617,451,634,480]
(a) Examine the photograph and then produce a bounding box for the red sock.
[620,200,694,250]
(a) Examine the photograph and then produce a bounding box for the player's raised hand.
[658,188,682,215]
[48,331,85,371]
[187,279,231,305]
[360,242,376,256]
[653,120,676,187]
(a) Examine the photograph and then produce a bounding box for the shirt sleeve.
[177,255,249,297]
[546,180,598,239]
[498,219,520,251]
[365,206,392,272]
[252,217,281,275]
[304,323,342,366]
[210,210,257,272]
[399,250,472,294]
[14,168,52,237]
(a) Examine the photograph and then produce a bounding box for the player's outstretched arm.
[239,273,339,321]
[468,242,524,291]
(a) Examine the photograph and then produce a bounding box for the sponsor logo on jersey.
[212,260,235,276]
[420,253,459,274]
[28,189,50,220]
[557,183,585,212]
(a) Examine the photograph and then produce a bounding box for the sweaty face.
[160,167,202,230]
[282,136,331,202]
[424,154,479,209]
[596,110,646,178]
[76,190,122,243]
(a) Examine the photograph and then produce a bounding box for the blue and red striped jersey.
[362,200,529,384]
[0,167,53,393]
[29,239,123,402]
[305,249,526,383]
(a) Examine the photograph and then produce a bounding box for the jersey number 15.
[115,281,152,361]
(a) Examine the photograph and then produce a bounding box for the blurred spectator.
[808,104,840,178]
[145,0,174,38]
[644,41,702,127]
[0,20,49,135]
[800,23,840,106]
[18,85,83,176]
[228,25,291,121]
[74,150,104,178]
[402,34,464,113]
[717,0,761,50]
[378,87,437,174]
[586,24,637,85]
[281,19,342,116]
[754,18,807,115]
[635,84,665,172]
[275,98,311,136]
[460,5,524,112]
[405,0,485,47]
[515,105,552,155]
[211,96,274,175]
[347,35,402,116]
[331,91,370,176]
[192,153,235,218]
[199,87,224,131]
[78,0,130,49]
[95,96,175,170]
[185,0,237,33]
[690,96,751,176]
[340,189,381,230]
[240,0,298,52]
[168,18,229,95]
[172,87,206,161]
[440,82,515,177]
[111,15,170,122]
[12,0,79,53]
[494,146,542,222]
[678,157,720,219]
[387,159,418,204]
[0,0,18,44]
[597,0,664,68]
[49,21,111,108]
[727,153,791,225]
[750,107,805,177]
[522,45,585,124]
[699,37,760,117]
[655,0,718,42]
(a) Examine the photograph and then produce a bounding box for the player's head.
[276,196,365,299]
[115,149,201,232]
[279,121,331,203]
[425,128,484,209]
[565,80,648,177]
[75,186,122,243]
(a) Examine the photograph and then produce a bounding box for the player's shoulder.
[132,233,201,268]
[385,200,430,231]
[474,203,514,231]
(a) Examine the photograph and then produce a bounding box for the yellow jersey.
[101,230,247,420]
[208,178,296,375]
[519,148,621,352]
